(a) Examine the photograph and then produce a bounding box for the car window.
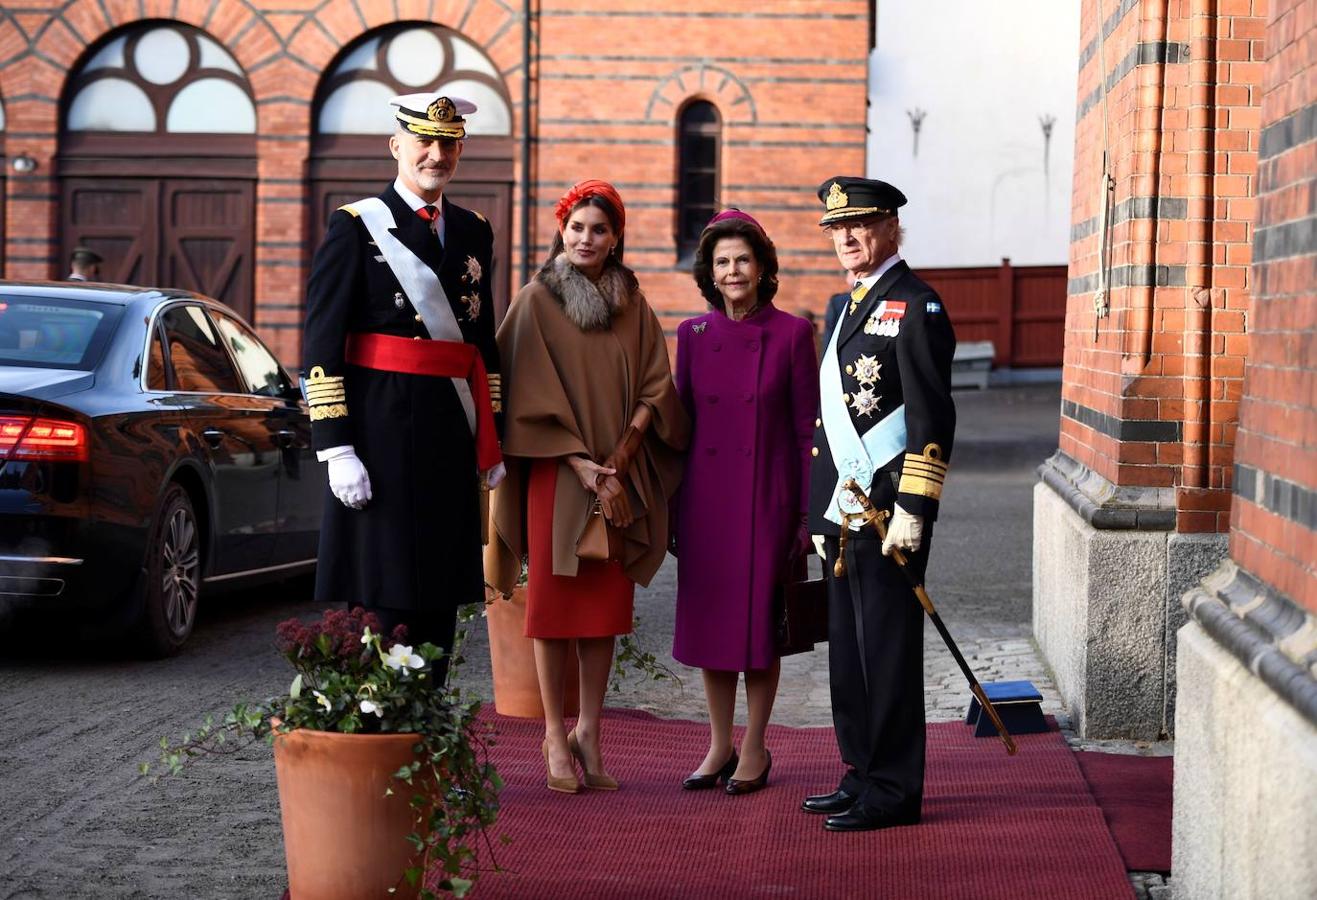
[146,326,168,390]
[209,310,290,398]
[160,305,242,393]
[0,296,122,370]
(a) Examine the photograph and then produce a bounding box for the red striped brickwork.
[0,1,868,365]
[1230,0,1317,613]
[1063,0,1268,532]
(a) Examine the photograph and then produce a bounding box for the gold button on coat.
[811,447,819,457]
[845,365,854,375]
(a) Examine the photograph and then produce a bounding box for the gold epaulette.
[305,365,348,421]
[337,204,360,218]
[898,443,948,501]
[487,372,502,413]
[475,211,487,223]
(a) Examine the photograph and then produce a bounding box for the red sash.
[344,332,502,473]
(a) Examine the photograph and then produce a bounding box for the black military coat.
[302,184,500,614]
[808,260,956,537]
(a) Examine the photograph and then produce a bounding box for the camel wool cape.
[488,270,689,596]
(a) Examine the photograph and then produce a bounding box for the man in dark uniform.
[803,176,957,831]
[302,91,504,667]
[66,246,102,281]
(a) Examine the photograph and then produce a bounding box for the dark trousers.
[823,527,932,817]
[349,602,458,684]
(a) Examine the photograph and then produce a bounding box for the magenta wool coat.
[671,303,819,671]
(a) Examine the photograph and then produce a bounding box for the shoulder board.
[475,211,487,223]
[337,204,360,218]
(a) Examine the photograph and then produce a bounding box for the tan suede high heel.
[567,730,619,790]
[542,738,581,794]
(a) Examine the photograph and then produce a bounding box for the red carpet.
[462,709,1133,899]
[1074,751,1174,873]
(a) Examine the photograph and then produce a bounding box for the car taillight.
[0,416,89,462]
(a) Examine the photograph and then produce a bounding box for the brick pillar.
[1173,1,1317,894]
[1034,0,1268,738]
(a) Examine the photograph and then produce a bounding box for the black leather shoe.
[801,789,856,815]
[823,806,920,832]
[682,752,738,790]
[725,749,772,796]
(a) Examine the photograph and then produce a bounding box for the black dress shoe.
[801,789,856,815]
[682,752,738,790]
[824,805,920,832]
[725,749,772,795]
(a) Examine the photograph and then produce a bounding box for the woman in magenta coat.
[671,209,818,795]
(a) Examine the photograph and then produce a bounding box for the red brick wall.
[1230,0,1316,612]
[0,1,868,364]
[1062,0,1268,532]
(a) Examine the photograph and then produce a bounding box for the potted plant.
[145,607,501,899]
[484,579,580,718]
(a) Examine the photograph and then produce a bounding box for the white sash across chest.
[819,299,907,526]
[349,197,476,435]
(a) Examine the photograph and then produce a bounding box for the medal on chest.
[864,300,906,337]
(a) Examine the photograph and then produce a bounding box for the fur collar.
[538,255,630,331]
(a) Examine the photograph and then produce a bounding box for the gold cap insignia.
[826,182,849,211]
[427,97,456,123]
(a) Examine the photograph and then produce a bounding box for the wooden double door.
[61,177,255,321]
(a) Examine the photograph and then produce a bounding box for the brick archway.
[646,64,756,124]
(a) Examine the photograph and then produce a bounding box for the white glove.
[882,503,923,556]
[326,448,372,510]
[812,534,827,559]
[484,461,507,490]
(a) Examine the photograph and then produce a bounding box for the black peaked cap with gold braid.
[390,92,477,139]
[817,176,907,226]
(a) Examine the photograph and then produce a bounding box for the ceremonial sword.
[836,476,1018,756]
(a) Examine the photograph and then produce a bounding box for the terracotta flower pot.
[273,727,427,900]
[486,586,580,718]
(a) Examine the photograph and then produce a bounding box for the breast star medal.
[463,255,482,284]
[853,354,882,387]
[462,291,481,322]
[849,386,880,417]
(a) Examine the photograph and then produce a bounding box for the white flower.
[384,644,425,673]
[359,699,383,717]
[313,690,331,711]
[360,627,373,645]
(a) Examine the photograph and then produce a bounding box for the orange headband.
[555,179,626,234]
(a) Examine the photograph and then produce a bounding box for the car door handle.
[201,427,225,449]
[274,429,297,449]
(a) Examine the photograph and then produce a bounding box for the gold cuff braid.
[898,443,948,500]
[306,366,349,421]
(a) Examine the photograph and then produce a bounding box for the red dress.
[524,459,634,638]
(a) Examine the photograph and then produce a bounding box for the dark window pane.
[210,310,288,397]
[160,305,242,393]
[683,172,716,200]
[682,101,719,126]
[147,328,167,390]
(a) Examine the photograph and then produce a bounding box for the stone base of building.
[1032,453,1227,738]
[1172,619,1317,899]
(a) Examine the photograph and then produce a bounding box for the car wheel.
[139,483,202,657]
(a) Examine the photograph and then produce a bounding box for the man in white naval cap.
[302,92,504,674]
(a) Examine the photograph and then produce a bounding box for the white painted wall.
[868,1,1080,267]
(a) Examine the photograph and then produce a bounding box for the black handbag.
[775,552,829,656]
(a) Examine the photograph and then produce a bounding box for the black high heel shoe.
[725,750,772,796]
[682,751,738,790]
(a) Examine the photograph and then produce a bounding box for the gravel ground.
[0,384,1168,899]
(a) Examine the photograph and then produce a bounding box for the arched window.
[64,24,255,134]
[676,101,721,261]
[316,25,512,137]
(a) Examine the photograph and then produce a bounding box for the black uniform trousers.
[823,524,933,818]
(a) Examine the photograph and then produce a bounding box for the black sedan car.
[0,282,323,655]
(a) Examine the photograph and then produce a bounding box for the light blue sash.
[819,299,906,526]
